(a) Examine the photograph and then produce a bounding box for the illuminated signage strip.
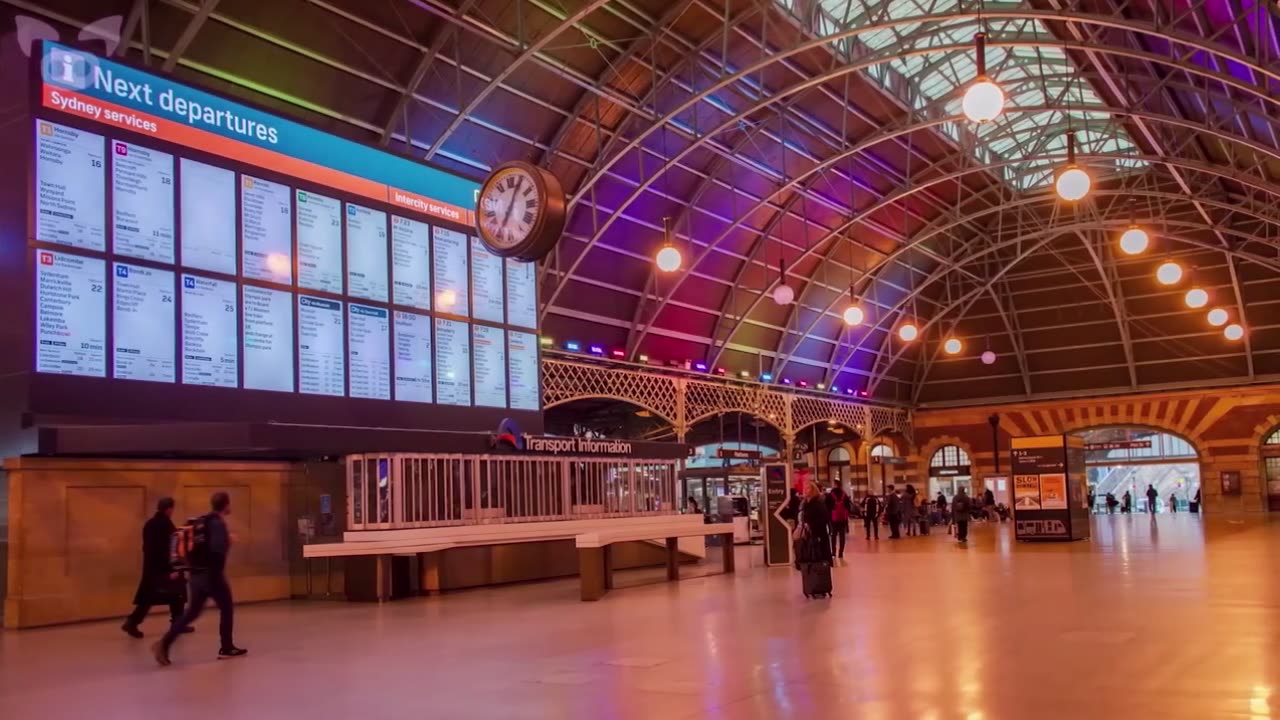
[40,42,477,227]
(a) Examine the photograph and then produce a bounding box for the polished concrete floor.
[3,514,1279,719]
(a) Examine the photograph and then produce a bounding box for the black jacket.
[133,513,182,605]
[797,497,832,563]
[197,512,232,575]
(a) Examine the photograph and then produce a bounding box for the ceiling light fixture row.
[1145,255,1246,341]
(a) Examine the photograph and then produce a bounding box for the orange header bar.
[43,85,473,228]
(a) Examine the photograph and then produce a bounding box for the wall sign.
[1010,435,1089,542]
[1220,470,1241,496]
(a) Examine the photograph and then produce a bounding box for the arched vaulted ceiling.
[9,0,1280,407]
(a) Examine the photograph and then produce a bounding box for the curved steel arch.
[541,394,677,428]
[719,146,1280,378]
[422,0,616,161]
[542,9,1280,316]
[838,218,1280,395]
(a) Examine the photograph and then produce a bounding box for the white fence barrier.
[347,453,679,531]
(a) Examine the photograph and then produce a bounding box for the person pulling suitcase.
[794,481,833,598]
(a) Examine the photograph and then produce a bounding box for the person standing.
[885,485,904,539]
[122,498,190,639]
[826,484,853,558]
[862,491,881,540]
[983,487,997,522]
[903,485,919,536]
[1122,490,1132,514]
[796,481,833,597]
[1167,492,1178,513]
[154,492,247,665]
[951,487,972,543]
[1145,484,1158,514]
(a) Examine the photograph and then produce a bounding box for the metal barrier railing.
[347,454,679,531]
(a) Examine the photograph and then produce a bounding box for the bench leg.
[666,538,679,581]
[579,547,607,601]
[721,533,736,574]
[376,555,389,602]
[603,545,614,590]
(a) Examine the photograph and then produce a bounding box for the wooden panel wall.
[3,457,341,629]
[911,384,1280,513]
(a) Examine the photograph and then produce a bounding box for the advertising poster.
[1039,474,1067,509]
[1013,475,1042,510]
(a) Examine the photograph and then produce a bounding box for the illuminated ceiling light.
[1119,226,1150,255]
[772,258,794,305]
[842,287,864,326]
[1155,260,1183,286]
[961,33,1005,124]
[655,216,681,272]
[943,338,963,355]
[898,323,919,342]
[1224,323,1245,341]
[1184,287,1208,309]
[1054,133,1091,201]
[1207,308,1229,327]
[981,350,997,365]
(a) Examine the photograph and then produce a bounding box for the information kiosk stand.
[1010,434,1089,542]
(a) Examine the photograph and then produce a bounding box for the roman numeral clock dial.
[475,161,567,262]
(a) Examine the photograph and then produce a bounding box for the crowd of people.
[783,481,1007,556]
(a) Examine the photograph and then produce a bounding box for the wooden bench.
[575,522,736,601]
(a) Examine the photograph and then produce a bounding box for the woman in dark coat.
[797,482,832,564]
[122,497,189,638]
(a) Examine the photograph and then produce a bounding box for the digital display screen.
[472,324,507,408]
[432,226,469,317]
[471,237,504,324]
[348,303,390,400]
[112,262,174,383]
[298,295,345,397]
[111,140,174,263]
[434,317,471,406]
[505,258,537,330]
[240,174,292,284]
[36,250,105,377]
[181,274,238,387]
[391,215,431,311]
[179,158,236,275]
[393,310,432,403]
[35,120,105,251]
[296,190,343,294]
[242,285,294,392]
[346,203,389,302]
[26,42,543,429]
[508,330,540,410]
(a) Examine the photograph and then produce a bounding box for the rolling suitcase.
[800,562,832,598]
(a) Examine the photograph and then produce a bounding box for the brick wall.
[911,384,1280,513]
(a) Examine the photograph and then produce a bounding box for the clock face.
[478,166,542,251]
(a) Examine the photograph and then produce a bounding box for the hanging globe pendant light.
[961,33,1005,124]
[842,285,863,326]
[1055,133,1091,201]
[772,258,794,305]
[655,216,681,272]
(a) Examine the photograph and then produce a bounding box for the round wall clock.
[475,161,566,261]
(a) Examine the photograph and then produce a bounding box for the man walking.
[826,484,854,558]
[154,492,247,665]
[952,487,972,543]
[1145,484,1159,514]
[122,498,190,638]
[885,485,903,539]
[861,491,881,540]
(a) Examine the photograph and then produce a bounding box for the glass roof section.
[777,0,1145,190]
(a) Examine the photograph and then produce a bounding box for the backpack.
[830,493,851,523]
[171,514,213,570]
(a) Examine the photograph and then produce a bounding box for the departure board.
[471,237,504,324]
[243,285,294,392]
[391,216,431,311]
[433,226,469,317]
[393,310,432,403]
[241,174,292,283]
[298,296,345,397]
[36,250,105,377]
[179,159,236,275]
[434,318,471,406]
[112,262,174,383]
[347,203,389,302]
[508,330,540,411]
[26,41,544,430]
[472,324,507,408]
[35,120,105,251]
[296,190,343,294]
[181,274,238,387]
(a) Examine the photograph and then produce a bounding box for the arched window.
[1264,428,1280,510]
[930,445,970,471]
[828,447,851,464]
[869,443,893,461]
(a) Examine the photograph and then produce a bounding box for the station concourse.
[3,0,1280,718]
